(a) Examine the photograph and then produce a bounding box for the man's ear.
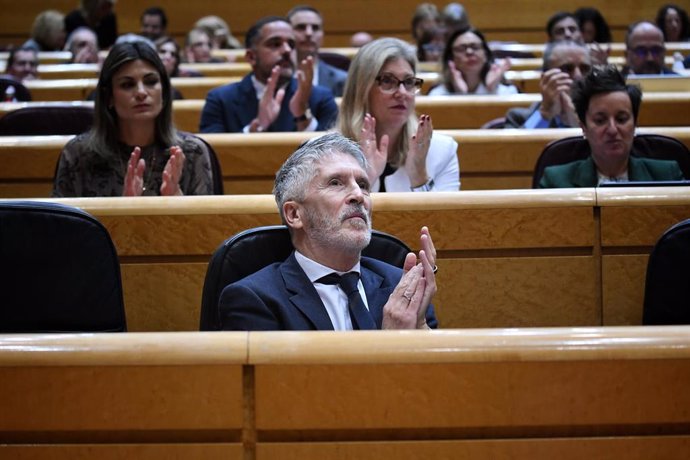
[245,48,256,67]
[580,120,587,138]
[283,200,304,230]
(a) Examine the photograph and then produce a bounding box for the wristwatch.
[410,178,434,192]
[293,108,312,123]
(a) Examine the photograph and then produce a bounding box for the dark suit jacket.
[218,252,438,330]
[318,61,348,97]
[199,73,338,133]
[539,155,684,188]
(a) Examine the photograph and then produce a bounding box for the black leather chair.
[643,218,690,325]
[0,105,94,135]
[480,117,507,129]
[0,201,126,332]
[193,134,224,195]
[199,225,411,330]
[532,134,690,188]
[0,77,31,102]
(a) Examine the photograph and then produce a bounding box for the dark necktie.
[316,272,377,330]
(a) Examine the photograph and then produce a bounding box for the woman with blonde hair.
[194,15,242,49]
[23,10,66,51]
[338,37,460,192]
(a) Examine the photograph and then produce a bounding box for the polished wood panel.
[0,444,242,460]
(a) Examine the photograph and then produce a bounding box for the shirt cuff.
[523,109,551,129]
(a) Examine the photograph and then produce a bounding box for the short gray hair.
[273,132,367,221]
[543,39,589,70]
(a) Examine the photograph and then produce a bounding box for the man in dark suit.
[219,132,438,331]
[287,6,348,97]
[504,40,591,129]
[200,16,338,133]
[624,21,678,76]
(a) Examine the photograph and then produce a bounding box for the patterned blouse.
[52,132,214,197]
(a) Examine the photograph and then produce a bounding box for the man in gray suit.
[288,5,348,97]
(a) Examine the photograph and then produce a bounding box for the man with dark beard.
[200,16,338,133]
[218,133,438,330]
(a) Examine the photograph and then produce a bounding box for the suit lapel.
[572,156,598,187]
[361,263,389,329]
[280,253,335,330]
[628,157,653,181]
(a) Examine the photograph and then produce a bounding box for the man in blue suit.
[287,6,348,97]
[200,16,338,133]
[219,133,438,331]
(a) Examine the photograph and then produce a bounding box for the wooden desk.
[2,328,690,458]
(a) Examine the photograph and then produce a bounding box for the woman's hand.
[448,60,468,94]
[123,146,145,196]
[359,113,389,185]
[160,146,186,196]
[486,58,511,92]
[405,114,432,188]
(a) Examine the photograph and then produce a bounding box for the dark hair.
[88,41,177,163]
[574,7,612,43]
[656,4,690,41]
[286,5,322,21]
[155,36,180,77]
[571,65,642,125]
[5,46,37,70]
[546,11,578,39]
[141,6,167,29]
[416,26,445,62]
[245,16,289,49]
[439,26,493,91]
[411,3,440,40]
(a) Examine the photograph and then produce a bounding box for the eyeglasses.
[421,43,444,54]
[452,43,483,55]
[559,63,592,76]
[631,46,665,58]
[375,74,424,94]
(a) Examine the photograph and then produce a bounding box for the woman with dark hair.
[574,7,612,43]
[656,4,690,42]
[338,37,459,192]
[429,27,516,95]
[539,65,684,188]
[53,41,213,197]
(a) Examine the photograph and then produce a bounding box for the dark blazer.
[199,73,338,133]
[218,252,438,331]
[318,61,348,97]
[539,155,684,188]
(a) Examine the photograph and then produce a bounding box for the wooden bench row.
[2,127,689,197]
[1,0,684,46]
[1,188,684,331]
[2,327,689,458]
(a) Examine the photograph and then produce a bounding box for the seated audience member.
[195,15,242,50]
[624,21,677,75]
[156,36,201,79]
[429,27,516,95]
[442,2,471,33]
[200,16,338,134]
[140,6,167,41]
[411,3,441,42]
[546,11,608,64]
[504,40,590,129]
[351,31,373,47]
[53,42,213,197]
[416,27,446,63]
[64,0,118,50]
[338,37,460,192]
[656,4,690,42]
[1,47,38,82]
[539,65,684,188]
[65,27,100,64]
[23,10,66,52]
[184,27,223,63]
[287,5,348,97]
[218,132,438,331]
[574,7,612,43]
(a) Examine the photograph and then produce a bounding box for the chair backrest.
[193,134,224,195]
[0,201,126,332]
[318,51,351,71]
[643,218,690,325]
[0,105,94,135]
[480,116,507,129]
[532,134,690,188]
[199,225,411,330]
[0,77,31,102]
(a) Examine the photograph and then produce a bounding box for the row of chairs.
[0,200,688,332]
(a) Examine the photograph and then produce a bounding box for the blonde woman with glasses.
[338,37,460,192]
